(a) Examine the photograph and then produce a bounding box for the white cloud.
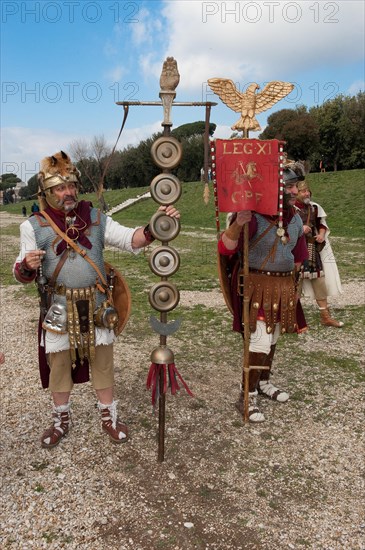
[212,123,235,139]
[118,121,164,149]
[213,123,260,140]
[158,0,365,93]
[1,127,76,182]
[347,80,364,95]
[1,121,163,183]
[105,65,127,83]
[131,7,163,46]
[2,1,363,177]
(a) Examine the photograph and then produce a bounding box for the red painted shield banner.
[212,139,284,215]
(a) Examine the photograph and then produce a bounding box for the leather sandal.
[98,401,128,443]
[258,380,289,402]
[235,390,265,422]
[41,403,71,448]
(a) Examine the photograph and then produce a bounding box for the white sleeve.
[13,220,37,268]
[311,201,330,237]
[104,216,142,254]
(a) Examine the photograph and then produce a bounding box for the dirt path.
[1,211,364,550]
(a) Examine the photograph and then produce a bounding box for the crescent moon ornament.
[149,315,182,336]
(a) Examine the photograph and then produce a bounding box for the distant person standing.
[31,202,40,213]
[22,206,27,217]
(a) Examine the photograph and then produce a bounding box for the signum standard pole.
[158,314,167,462]
[243,130,250,423]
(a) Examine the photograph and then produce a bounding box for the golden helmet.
[38,150,80,192]
[37,151,81,210]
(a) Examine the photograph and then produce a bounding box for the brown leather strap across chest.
[40,210,108,289]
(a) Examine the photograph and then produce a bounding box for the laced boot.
[235,352,265,422]
[259,380,289,402]
[258,345,289,402]
[41,403,71,449]
[98,400,128,443]
[319,308,344,328]
[235,388,265,422]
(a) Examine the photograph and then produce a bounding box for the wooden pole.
[155,125,172,462]
[243,222,250,422]
[242,127,251,423]
[241,130,270,421]
[204,104,211,185]
[158,366,166,462]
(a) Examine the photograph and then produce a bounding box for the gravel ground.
[1,211,364,549]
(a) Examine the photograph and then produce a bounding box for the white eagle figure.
[208,79,294,136]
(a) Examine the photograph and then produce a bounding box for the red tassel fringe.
[146,363,194,407]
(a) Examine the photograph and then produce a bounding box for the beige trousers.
[47,344,114,392]
[299,276,327,301]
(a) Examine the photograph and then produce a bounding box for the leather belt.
[249,269,294,277]
[52,284,97,296]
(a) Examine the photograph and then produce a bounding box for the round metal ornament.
[151,136,183,169]
[149,246,180,277]
[149,281,180,312]
[149,211,180,242]
[150,173,182,205]
[150,345,175,365]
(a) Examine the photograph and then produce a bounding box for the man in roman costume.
[13,151,180,448]
[218,166,308,422]
[292,170,343,328]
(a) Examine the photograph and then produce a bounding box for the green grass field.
[1,169,364,549]
[2,168,363,236]
[1,169,364,311]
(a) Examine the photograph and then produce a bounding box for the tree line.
[20,121,216,203]
[0,173,21,204]
[8,91,364,202]
[259,91,364,172]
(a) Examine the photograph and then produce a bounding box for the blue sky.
[1,0,364,182]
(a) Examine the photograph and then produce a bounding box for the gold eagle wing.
[255,81,294,113]
[208,78,243,113]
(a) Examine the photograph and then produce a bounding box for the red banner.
[212,139,284,215]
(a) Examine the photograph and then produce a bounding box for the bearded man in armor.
[293,171,343,328]
[218,166,308,422]
[13,151,180,448]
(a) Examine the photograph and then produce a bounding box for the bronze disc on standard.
[149,281,180,312]
[150,136,183,169]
